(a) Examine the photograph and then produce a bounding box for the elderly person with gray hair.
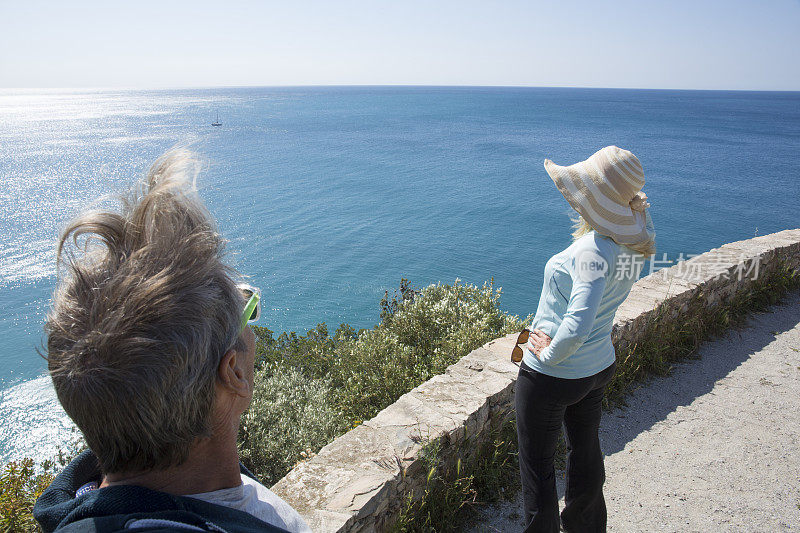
[34,151,310,533]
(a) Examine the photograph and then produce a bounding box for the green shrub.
[239,279,527,483]
[330,279,525,423]
[238,364,347,486]
[0,459,55,532]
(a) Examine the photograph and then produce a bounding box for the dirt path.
[468,290,800,532]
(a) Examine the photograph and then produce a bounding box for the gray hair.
[46,149,246,473]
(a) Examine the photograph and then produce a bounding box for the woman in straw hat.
[513,146,655,532]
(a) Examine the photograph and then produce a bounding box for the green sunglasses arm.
[239,293,260,332]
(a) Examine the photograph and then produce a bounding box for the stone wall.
[271,229,800,532]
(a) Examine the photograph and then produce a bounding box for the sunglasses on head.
[238,283,261,332]
[511,329,531,364]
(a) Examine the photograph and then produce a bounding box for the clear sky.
[1,0,798,90]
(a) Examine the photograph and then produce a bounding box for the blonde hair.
[571,215,595,241]
[46,149,246,473]
[571,214,656,257]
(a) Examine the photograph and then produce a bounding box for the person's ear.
[217,347,249,397]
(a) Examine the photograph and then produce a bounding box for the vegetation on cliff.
[238,279,526,484]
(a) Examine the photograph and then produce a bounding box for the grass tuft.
[389,417,520,533]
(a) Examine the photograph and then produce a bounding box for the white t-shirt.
[186,474,311,533]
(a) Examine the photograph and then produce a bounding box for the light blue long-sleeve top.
[523,214,653,379]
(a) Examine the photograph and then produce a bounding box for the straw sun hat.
[544,145,654,249]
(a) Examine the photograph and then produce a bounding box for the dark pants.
[515,361,616,533]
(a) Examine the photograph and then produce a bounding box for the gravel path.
[468,290,800,532]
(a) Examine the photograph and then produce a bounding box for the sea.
[1,86,798,464]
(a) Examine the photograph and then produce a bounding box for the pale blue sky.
[1,0,798,90]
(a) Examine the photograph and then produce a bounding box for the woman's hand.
[529,329,552,360]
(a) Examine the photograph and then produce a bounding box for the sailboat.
[211,112,222,127]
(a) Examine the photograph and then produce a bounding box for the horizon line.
[2,83,799,94]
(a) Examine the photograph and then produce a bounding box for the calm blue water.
[1,87,798,463]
